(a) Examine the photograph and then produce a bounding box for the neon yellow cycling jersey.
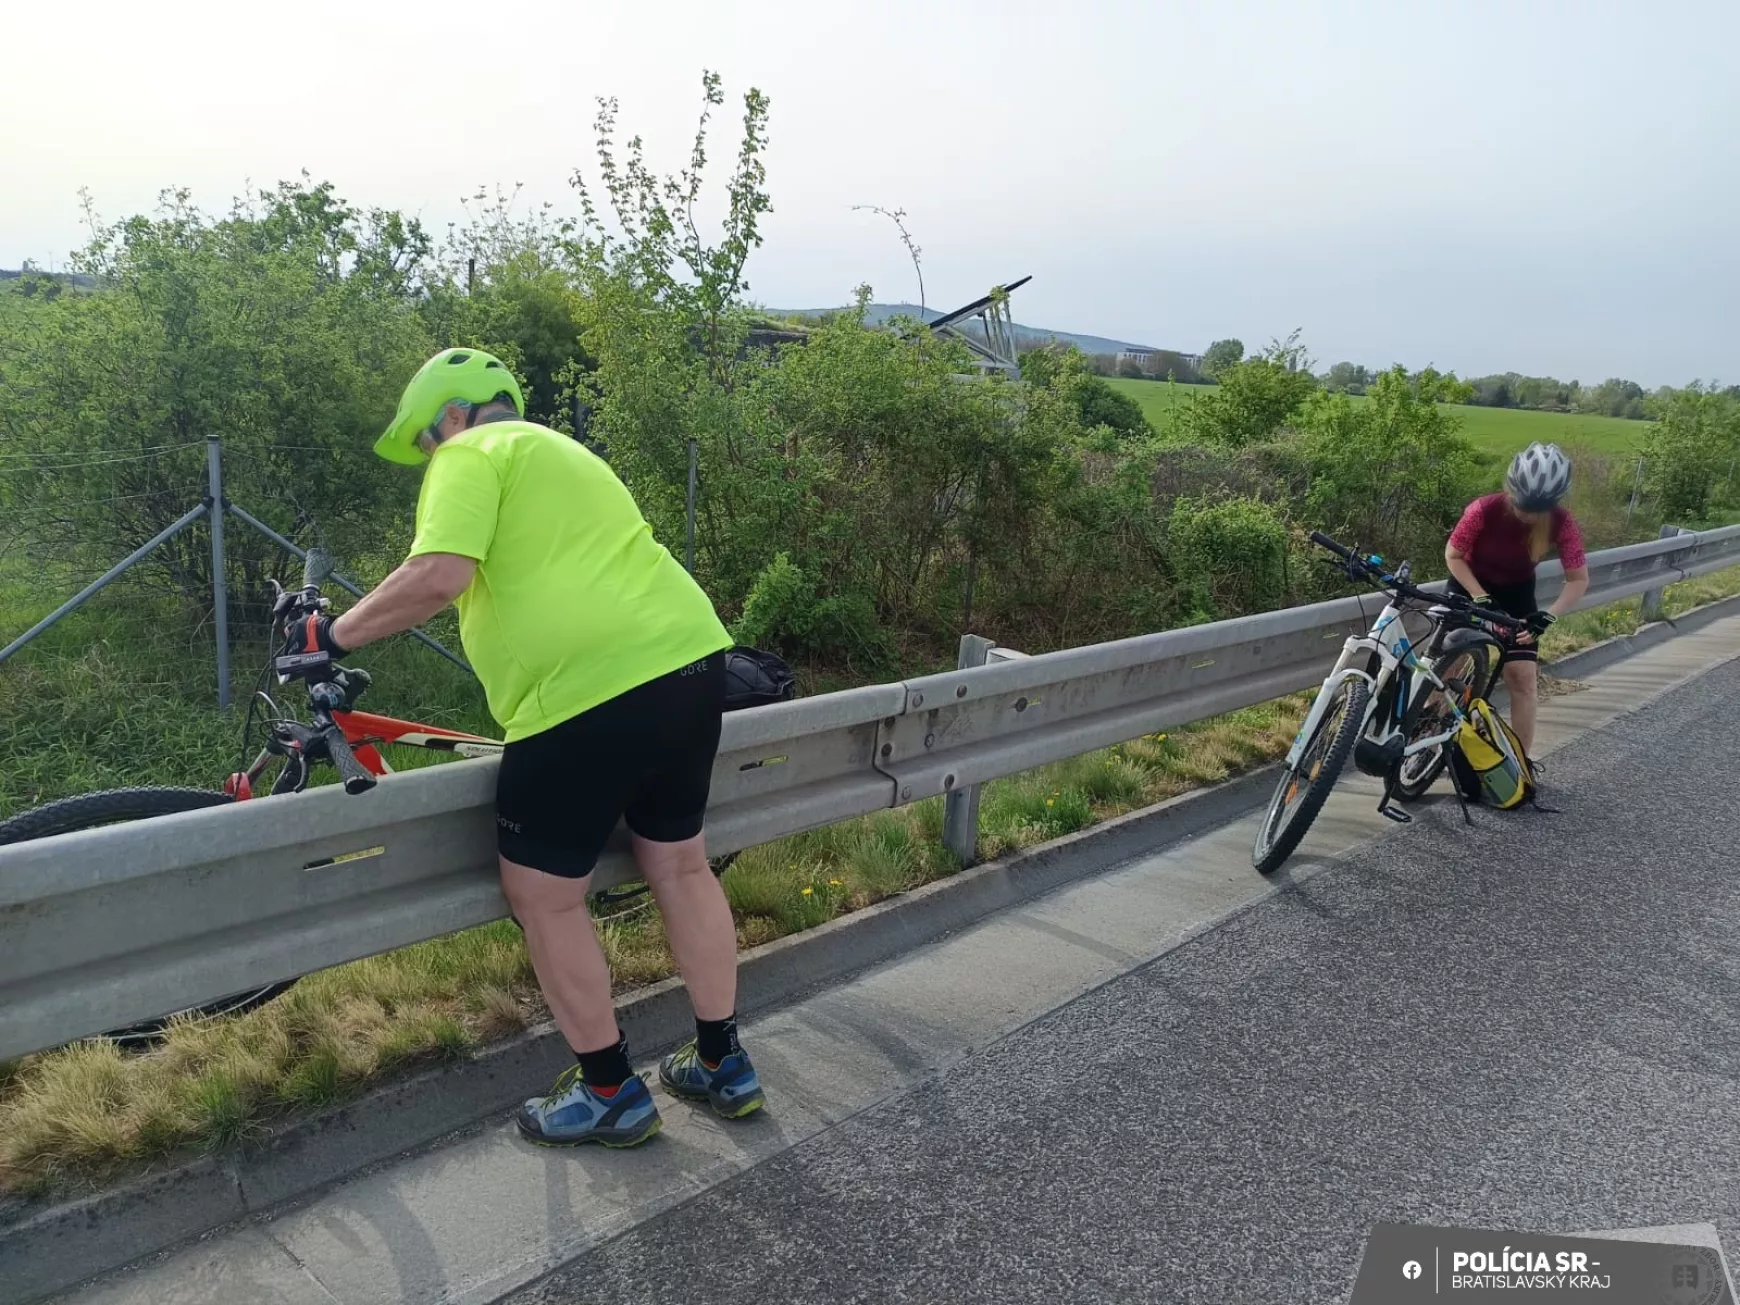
[407,420,730,742]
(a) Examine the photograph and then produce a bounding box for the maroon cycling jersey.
[1448,493,1586,588]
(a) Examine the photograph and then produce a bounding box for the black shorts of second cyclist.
[1447,577,1538,664]
[495,653,727,878]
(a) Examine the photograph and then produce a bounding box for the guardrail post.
[1640,524,1688,623]
[206,436,231,709]
[942,634,996,867]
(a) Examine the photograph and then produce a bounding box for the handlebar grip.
[322,725,378,795]
[1474,605,1525,630]
[1310,531,1353,560]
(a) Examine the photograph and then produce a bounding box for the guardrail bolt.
[1014,697,1029,713]
[924,733,936,749]
[912,693,925,708]
[956,685,968,698]
[881,743,893,758]
[943,774,956,790]
[900,786,912,801]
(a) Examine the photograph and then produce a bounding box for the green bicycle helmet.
[375,348,526,465]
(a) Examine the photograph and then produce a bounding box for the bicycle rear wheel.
[0,787,298,1047]
[1394,640,1504,802]
[1253,677,1369,875]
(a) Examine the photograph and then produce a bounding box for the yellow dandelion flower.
[801,886,814,896]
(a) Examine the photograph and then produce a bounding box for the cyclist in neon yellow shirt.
[301,348,760,1145]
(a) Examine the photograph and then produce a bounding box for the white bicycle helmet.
[1506,442,1571,512]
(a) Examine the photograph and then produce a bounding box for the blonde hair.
[1528,513,1552,563]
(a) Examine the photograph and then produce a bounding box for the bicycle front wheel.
[1253,677,1369,875]
[0,787,298,1047]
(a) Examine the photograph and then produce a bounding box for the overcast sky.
[3,0,1734,386]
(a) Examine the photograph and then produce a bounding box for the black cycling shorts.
[1447,578,1538,664]
[495,654,727,878]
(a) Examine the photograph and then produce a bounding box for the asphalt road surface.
[506,656,1740,1305]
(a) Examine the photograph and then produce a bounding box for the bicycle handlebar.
[320,724,378,796]
[1309,530,1353,561]
[1309,533,1526,632]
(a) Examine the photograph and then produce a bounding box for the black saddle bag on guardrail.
[722,646,797,712]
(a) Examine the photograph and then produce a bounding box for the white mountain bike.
[1251,532,1528,875]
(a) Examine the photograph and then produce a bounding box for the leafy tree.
[1020,346,1152,440]
[0,182,434,615]
[1179,350,1319,447]
[1578,377,1647,420]
[1294,366,1478,563]
[1323,361,1371,394]
[1644,383,1740,520]
[1201,338,1244,378]
[1262,329,1314,375]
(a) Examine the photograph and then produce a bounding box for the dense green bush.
[1168,495,1291,621]
[1177,352,1319,448]
[1294,366,1480,566]
[1018,346,1152,439]
[1644,384,1739,521]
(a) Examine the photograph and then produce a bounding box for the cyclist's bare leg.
[498,857,621,1054]
[633,831,737,1022]
[1503,659,1539,754]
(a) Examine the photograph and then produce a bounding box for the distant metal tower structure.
[909,275,1033,378]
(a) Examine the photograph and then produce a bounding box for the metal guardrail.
[4,525,1739,1059]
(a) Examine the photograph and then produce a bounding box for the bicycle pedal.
[1378,805,1413,824]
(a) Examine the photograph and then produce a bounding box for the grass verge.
[3,566,1738,1195]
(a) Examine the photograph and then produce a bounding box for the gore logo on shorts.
[496,815,523,834]
[679,658,710,676]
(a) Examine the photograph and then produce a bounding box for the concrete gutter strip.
[3,590,1737,1303]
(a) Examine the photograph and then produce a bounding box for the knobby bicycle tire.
[0,787,299,1047]
[1253,678,1370,875]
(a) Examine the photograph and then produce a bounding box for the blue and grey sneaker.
[658,1041,765,1119]
[515,1065,662,1148]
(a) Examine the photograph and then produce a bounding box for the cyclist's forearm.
[331,554,475,650]
[1444,549,1484,597]
[1550,569,1589,616]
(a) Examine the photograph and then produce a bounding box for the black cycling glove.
[1525,609,1556,637]
[284,613,348,659]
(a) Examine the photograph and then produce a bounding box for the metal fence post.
[1625,455,1645,526]
[1640,523,1687,623]
[206,436,231,709]
[942,634,996,867]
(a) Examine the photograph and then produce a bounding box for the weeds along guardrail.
[3,523,1739,1059]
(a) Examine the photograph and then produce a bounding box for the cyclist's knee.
[499,855,593,915]
[632,833,711,884]
[1503,660,1538,693]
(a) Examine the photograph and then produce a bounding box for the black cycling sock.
[575,1034,632,1093]
[695,1014,742,1066]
